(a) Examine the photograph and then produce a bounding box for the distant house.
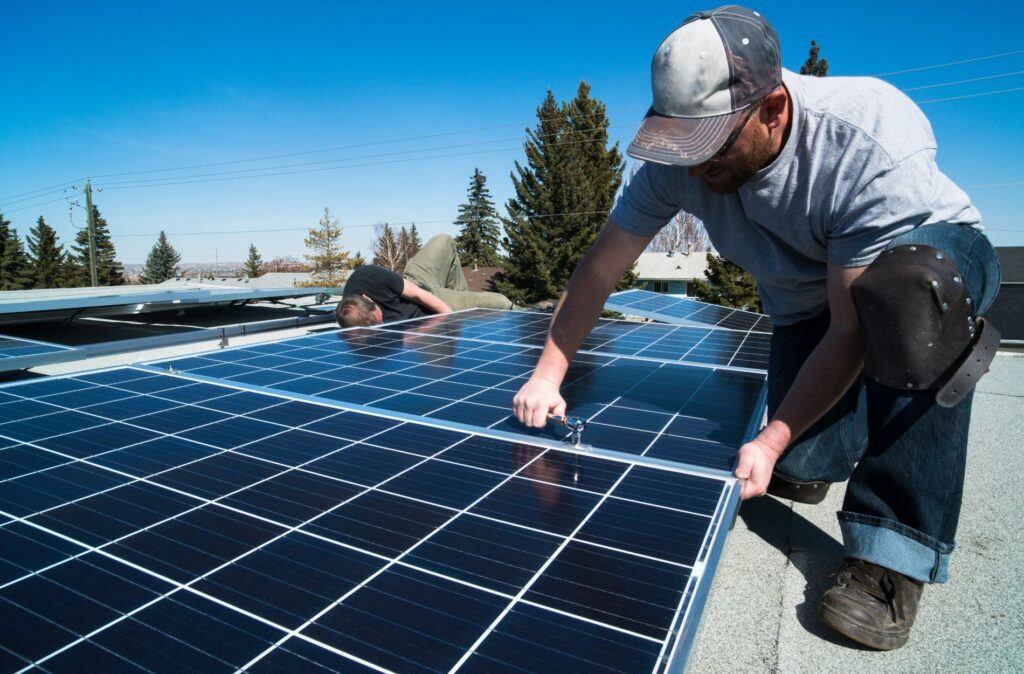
[634,250,710,296]
[988,247,1023,341]
[461,266,502,293]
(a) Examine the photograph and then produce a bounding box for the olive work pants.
[402,235,514,311]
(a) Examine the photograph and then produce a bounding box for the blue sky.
[2,1,1022,265]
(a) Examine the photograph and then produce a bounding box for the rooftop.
[634,250,710,281]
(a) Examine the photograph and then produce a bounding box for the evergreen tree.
[26,216,65,289]
[454,169,502,268]
[0,212,32,290]
[304,207,350,285]
[70,205,125,286]
[406,223,422,260]
[496,82,630,304]
[800,40,829,77]
[397,227,411,273]
[372,223,404,271]
[690,252,763,312]
[350,251,365,268]
[139,231,182,284]
[243,244,263,278]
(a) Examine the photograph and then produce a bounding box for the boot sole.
[818,602,909,650]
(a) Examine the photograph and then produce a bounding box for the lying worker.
[512,5,1001,651]
[336,234,514,326]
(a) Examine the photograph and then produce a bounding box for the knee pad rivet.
[942,302,949,311]
[953,276,961,283]
[909,246,917,251]
[966,297,972,305]
[936,252,944,259]
[930,280,939,287]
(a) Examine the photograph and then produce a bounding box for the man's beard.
[701,130,776,194]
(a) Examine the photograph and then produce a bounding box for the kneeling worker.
[337,234,514,326]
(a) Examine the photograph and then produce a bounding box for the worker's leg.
[403,234,469,293]
[432,288,514,311]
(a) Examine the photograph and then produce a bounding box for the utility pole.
[83,180,99,287]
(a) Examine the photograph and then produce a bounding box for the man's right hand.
[513,376,566,428]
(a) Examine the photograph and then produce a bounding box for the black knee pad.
[851,244,1000,407]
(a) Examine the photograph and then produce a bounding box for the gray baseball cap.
[628,5,782,166]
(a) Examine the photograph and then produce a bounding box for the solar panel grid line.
[0,372,729,671]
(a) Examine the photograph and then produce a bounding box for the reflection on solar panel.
[0,335,75,372]
[606,289,774,334]
[375,309,770,371]
[153,327,766,472]
[0,367,738,672]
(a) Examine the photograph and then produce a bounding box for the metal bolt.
[966,297,972,305]
[909,246,918,251]
[931,280,939,287]
[953,276,961,283]
[906,383,914,389]
[936,252,944,260]
[942,302,949,311]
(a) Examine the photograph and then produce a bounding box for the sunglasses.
[710,104,760,161]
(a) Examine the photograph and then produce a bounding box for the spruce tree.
[139,231,182,284]
[304,208,350,285]
[26,216,65,289]
[0,213,32,290]
[372,223,403,271]
[690,253,763,312]
[397,227,411,273]
[350,251,365,268]
[800,40,829,77]
[454,169,502,268]
[407,223,422,259]
[243,244,263,278]
[497,82,629,304]
[70,205,125,286]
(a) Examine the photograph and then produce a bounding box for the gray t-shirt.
[612,69,981,324]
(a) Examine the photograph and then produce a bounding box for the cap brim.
[627,107,743,166]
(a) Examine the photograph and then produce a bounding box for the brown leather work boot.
[819,558,924,650]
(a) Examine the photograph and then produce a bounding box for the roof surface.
[995,247,1024,283]
[634,251,710,281]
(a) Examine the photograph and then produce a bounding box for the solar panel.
[0,366,739,672]
[0,335,76,373]
[606,289,774,334]
[374,309,770,371]
[152,326,767,473]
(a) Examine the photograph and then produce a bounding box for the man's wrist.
[756,420,791,459]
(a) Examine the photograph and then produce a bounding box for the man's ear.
[761,87,788,131]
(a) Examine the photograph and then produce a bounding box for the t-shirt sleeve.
[343,265,404,300]
[610,161,684,236]
[827,150,940,268]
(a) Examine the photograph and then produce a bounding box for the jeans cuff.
[838,512,954,583]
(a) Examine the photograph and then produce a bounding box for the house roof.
[461,266,502,292]
[634,251,710,281]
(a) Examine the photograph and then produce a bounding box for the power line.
[902,69,1024,91]
[872,48,1024,77]
[916,86,1024,104]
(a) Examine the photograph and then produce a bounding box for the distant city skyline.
[3,1,1022,264]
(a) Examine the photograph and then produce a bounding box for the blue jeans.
[770,223,1001,583]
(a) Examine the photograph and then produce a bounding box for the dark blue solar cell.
[0,445,71,481]
[524,540,691,639]
[302,490,450,557]
[73,368,153,386]
[148,382,236,404]
[34,423,160,459]
[182,362,257,379]
[237,429,349,466]
[30,481,197,546]
[0,462,129,518]
[524,450,629,495]
[462,386,513,407]
[41,384,136,409]
[577,498,711,567]
[644,433,737,471]
[150,452,282,499]
[303,565,507,674]
[195,533,387,629]
[463,603,662,673]
[4,377,93,398]
[373,392,448,416]
[0,594,78,661]
[0,521,86,585]
[318,383,391,405]
[580,423,656,455]
[90,436,219,476]
[306,443,421,486]
[245,400,338,428]
[406,513,561,594]
[194,390,281,415]
[79,394,180,421]
[129,405,230,434]
[408,380,483,400]
[86,591,283,672]
[177,415,283,449]
[108,505,285,582]
[588,406,672,433]
[434,435,536,473]
[221,470,363,526]
[245,637,380,673]
[303,411,397,442]
[274,376,342,396]
[369,423,465,457]
[613,466,725,515]
[428,401,511,427]
[0,409,106,442]
[470,477,601,537]
[108,374,195,395]
[383,459,505,510]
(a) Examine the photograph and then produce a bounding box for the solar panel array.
[0,336,75,373]
[606,289,774,334]
[375,309,770,371]
[154,325,766,473]
[0,367,739,673]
